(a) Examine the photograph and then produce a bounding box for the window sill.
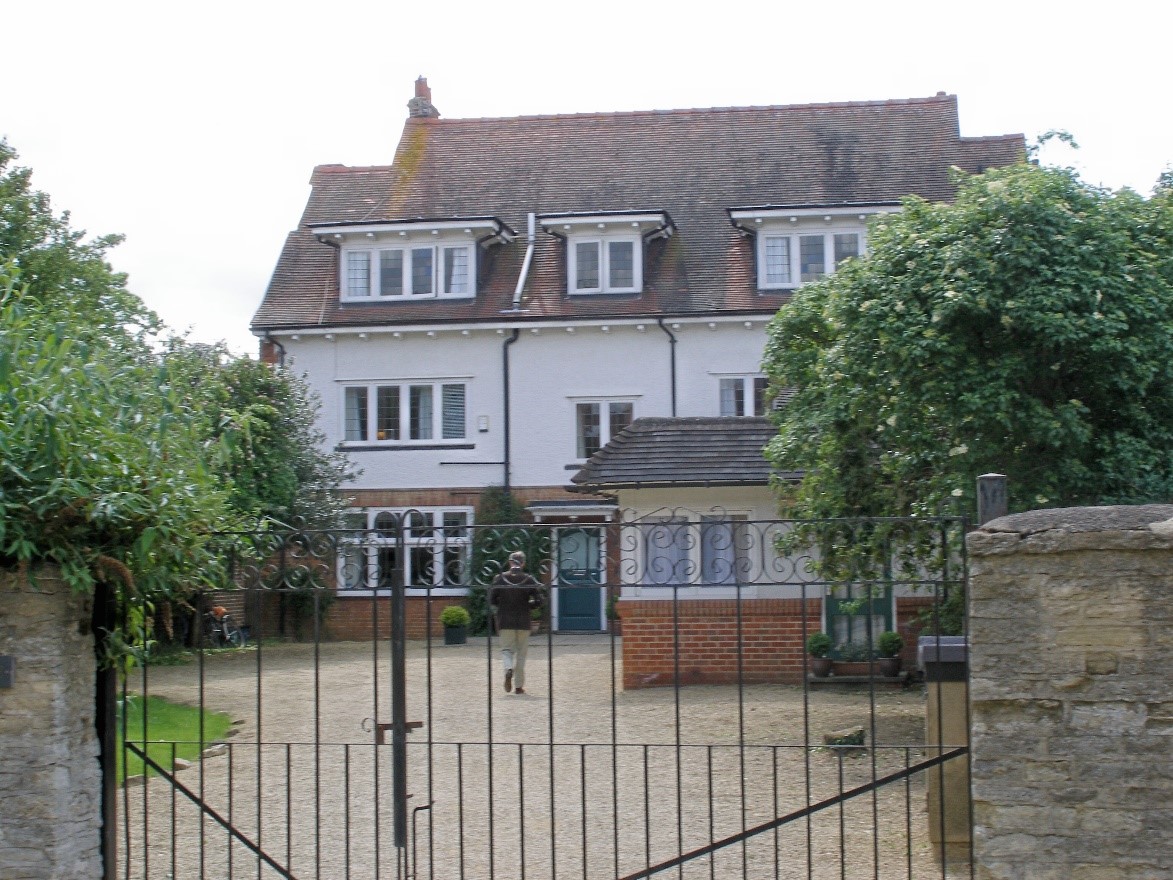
[337,443,476,452]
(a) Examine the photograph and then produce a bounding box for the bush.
[806,631,832,658]
[440,605,470,628]
[877,630,904,658]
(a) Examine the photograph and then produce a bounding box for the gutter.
[502,329,520,492]
[656,318,678,416]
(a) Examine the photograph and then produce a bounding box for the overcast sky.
[3,0,1169,356]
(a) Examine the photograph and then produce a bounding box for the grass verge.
[118,694,234,785]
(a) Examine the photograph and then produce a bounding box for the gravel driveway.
[118,636,967,879]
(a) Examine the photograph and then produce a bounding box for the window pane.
[407,510,432,538]
[442,246,469,294]
[577,402,601,458]
[442,511,468,537]
[441,384,465,439]
[410,385,433,439]
[608,240,634,288]
[411,247,434,295]
[800,235,825,282]
[645,517,687,585]
[764,236,791,285]
[344,387,368,441]
[409,547,435,586]
[719,378,743,416]
[340,545,368,589]
[376,386,400,440]
[346,252,371,297]
[753,377,769,416]
[608,401,633,439]
[575,242,600,290]
[833,233,860,271]
[379,250,403,296]
[701,518,735,585]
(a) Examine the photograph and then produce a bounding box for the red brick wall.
[619,596,933,689]
[325,595,464,641]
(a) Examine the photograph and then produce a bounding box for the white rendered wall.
[275,315,772,493]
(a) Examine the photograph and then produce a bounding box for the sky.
[3,0,1170,357]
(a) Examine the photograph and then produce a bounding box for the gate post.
[920,636,971,858]
[390,514,409,849]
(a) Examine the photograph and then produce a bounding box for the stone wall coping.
[968,504,1173,556]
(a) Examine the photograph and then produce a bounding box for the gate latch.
[375,720,423,744]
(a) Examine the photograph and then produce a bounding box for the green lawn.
[118,694,234,784]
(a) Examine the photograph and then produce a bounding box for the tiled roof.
[570,417,791,490]
[252,93,1024,331]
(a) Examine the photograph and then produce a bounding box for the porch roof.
[570,417,797,491]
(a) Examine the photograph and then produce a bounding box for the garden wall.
[0,568,103,880]
[967,504,1172,880]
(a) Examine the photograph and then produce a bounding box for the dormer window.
[540,211,673,296]
[728,205,898,291]
[311,217,514,303]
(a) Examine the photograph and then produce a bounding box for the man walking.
[489,551,545,694]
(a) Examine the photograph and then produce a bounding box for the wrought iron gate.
[112,513,972,879]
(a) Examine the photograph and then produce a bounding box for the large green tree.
[763,161,1173,521]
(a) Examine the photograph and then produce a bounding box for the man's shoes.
[504,670,513,693]
[513,687,525,694]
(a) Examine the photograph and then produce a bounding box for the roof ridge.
[424,94,956,126]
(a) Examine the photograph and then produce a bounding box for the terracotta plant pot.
[878,656,903,677]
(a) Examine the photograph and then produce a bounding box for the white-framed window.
[758,229,863,290]
[719,376,769,417]
[575,399,635,459]
[700,515,750,585]
[343,381,466,443]
[341,243,474,301]
[339,508,473,592]
[568,235,642,294]
[640,514,753,586]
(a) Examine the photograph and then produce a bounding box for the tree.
[161,340,356,528]
[762,161,1173,522]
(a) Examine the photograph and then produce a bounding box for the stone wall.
[0,569,103,880]
[967,505,1173,880]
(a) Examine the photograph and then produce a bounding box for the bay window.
[339,508,473,591]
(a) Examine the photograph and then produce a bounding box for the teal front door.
[556,527,603,631]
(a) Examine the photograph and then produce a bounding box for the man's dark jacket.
[489,570,544,631]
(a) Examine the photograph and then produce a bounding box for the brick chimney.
[408,76,440,119]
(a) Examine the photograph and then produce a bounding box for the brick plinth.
[619,597,930,689]
[325,595,463,641]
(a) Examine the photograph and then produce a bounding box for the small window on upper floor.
[728,206,897,292]
[719,376,769,417]
[343,242,474,301]
[310,217,515,304]
[540,212,673,297]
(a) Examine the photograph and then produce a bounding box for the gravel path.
[118,636,968,879]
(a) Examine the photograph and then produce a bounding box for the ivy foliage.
[763,162,1173,524]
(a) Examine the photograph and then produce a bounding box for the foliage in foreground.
[764,162,1173,522]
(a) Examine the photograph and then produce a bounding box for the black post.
[391,514,409,848]
[976,473,1008,526]
[92,579,118,880]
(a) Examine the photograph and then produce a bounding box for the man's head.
[508,551,526,569]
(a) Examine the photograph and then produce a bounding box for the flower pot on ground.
[806,631,833,677]
[877,630,904,677]
[440,605,471,645]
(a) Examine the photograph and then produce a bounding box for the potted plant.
[440,605,471,645]
[806,631,833,677]
[877,630,904,677]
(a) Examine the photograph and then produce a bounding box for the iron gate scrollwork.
[113,512,972,879]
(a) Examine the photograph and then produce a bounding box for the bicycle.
[203,606,245,648]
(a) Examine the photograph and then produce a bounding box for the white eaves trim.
[728,204,899,228]
[311,217,514,241]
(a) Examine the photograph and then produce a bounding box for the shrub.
[805,631,832,658]
[440,605,470,628]
[877,630,904,658]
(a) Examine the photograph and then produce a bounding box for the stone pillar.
[967,504,1173,880]
[0,569,103,880]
